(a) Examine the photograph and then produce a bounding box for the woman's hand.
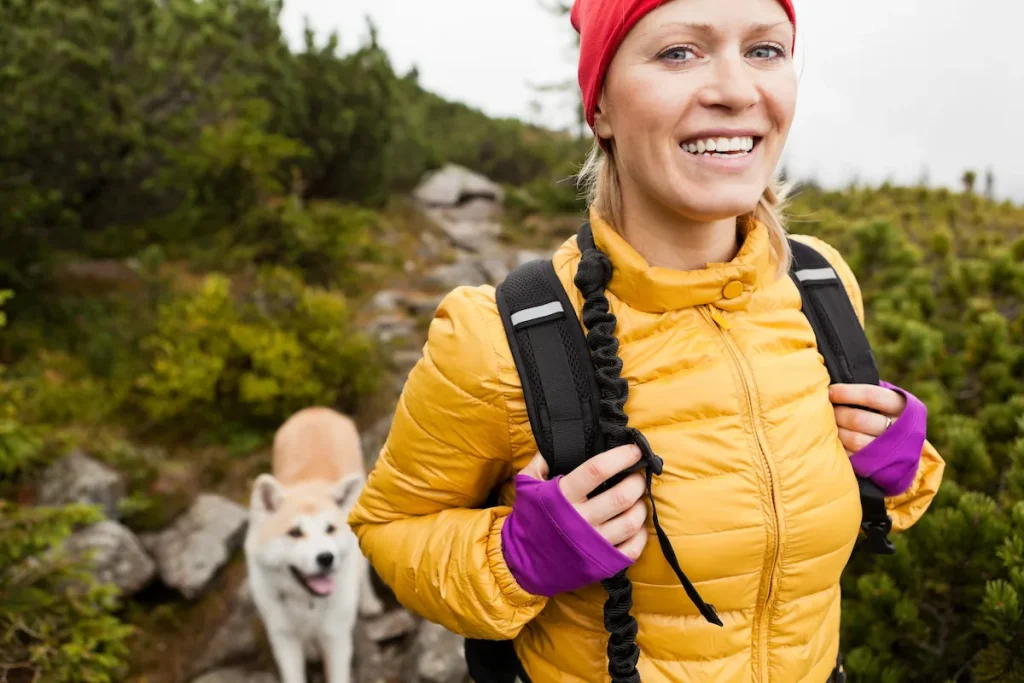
[519,444,649,560]
[829,383,907,455]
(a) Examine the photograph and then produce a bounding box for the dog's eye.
[288,527,303,538]
[325,524,336,534]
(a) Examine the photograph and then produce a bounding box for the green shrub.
[0,291,134,682]
[133,267,381,435]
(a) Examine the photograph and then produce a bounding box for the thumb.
[518,452,550,481]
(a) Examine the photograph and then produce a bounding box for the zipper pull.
[707,306,731,329]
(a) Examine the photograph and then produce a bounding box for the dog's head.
[245,472,363,598]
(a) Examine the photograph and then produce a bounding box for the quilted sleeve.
[347,285,548,639]
[789,234,946,534]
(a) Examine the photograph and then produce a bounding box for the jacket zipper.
[700,305,781,683]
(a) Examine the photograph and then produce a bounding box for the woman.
[348,0,945,681]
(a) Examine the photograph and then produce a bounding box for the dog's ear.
[331,473,364,509]
[252,474,284,513]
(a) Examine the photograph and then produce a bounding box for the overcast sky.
[279,1,1024,201]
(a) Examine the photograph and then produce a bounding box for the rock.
[424,210,502,254]
[190,667,277,683]
[142,493,248,599]
[418,229,447,261]
[367,314,416,345]
[413,164,505,207]
[363,608,419,643]
[424,262,488,290]
[37,449,126,520]
[370,290,403,313]
[62,520,156,595]
[476,254,512,284]
[361,413,394,469]
[354,612,412,683]
[190,579,260,676]
[392,349,423,375]
[515,249,555,268]
[403,621,468,683]
[403,292,445,318]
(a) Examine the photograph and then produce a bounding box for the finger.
[833,405,890,437]
[838,426,874,454]
[578,471,646,526]
[559,444,642,503]
[518,452,550,481]
[830,383,905,415]
[596,499,648,547]
[615,525,648,561]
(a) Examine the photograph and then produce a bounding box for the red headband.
[570,0,797,130]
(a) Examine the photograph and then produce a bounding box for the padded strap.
[788,239,895,555]
[496,257,602,477]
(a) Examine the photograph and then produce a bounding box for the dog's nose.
[316,552,334,569]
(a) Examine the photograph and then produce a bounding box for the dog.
[244,406,384,683]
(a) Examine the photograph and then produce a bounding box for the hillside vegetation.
[1,1,1023,682]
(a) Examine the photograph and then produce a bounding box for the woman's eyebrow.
[648,20,791,37]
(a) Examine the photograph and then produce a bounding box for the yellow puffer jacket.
[348,209,945,683]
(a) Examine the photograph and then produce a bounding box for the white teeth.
[681,136,756,156]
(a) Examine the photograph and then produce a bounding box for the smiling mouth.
[680,135,761,158]
[289,566,335,598]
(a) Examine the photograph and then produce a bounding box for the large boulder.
[402,621,468,683]
[37,449,125,520]
[142,493,248,599]
[61,520,156,595]
[413,164,504,207]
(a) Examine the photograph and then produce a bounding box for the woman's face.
[594,0,797,223]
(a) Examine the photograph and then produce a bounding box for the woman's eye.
[661,47,697,62]
[749,44,784,60]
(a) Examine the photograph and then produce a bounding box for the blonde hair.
[576,138,793,277]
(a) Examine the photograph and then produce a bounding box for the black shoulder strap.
[787,238,895,555]
[495,239,604,477]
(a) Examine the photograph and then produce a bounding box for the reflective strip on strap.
[510,301,563,327]
[795,267,838,282]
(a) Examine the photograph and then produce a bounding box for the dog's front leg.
[267,629,307,683]
[322,631,354,683]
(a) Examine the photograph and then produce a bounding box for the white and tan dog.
[244,406,383,683]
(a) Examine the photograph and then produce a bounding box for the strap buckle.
[861,514,896,555]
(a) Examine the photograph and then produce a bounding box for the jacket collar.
[585,206,776,313]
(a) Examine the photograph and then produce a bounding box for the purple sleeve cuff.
[500,474,635,597]
[848,380,927,497]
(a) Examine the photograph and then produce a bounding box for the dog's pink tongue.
[306,574,334,596]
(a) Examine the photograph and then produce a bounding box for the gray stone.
[361,413,394,469]
[403,621,468,683]
[190,579,260,676]
[515,249,555,268]
[362,608,418,643]
[142,493,248,599]
[62,520,156,595]
[392,349,424,374]
[403,292,445,318]
[424,262,488,290]
[476,254,512,285]
[190,667,277,683]
[413,164,505,207]
[37,449,126,520]
[424,210,502,254]
[370,289,402,313]
[367,314,416,345]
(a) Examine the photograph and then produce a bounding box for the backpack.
[464,221,890,683]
